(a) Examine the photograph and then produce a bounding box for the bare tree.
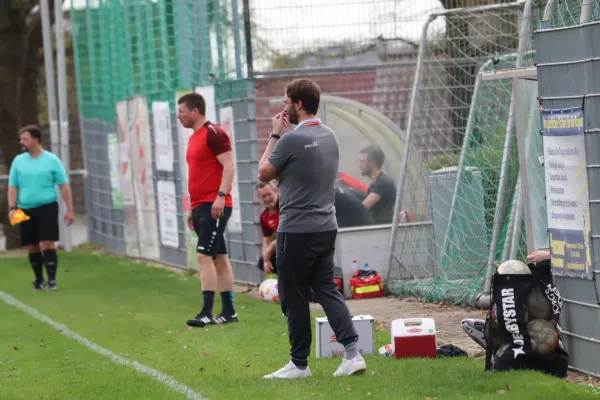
[0,0,55,248]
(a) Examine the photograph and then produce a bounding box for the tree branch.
[15,0,54,128]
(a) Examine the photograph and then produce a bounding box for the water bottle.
[351,260,358,274]
[363,263,371,271]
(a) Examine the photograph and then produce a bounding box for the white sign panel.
[152,101,174,172]
[219,106,242,233]
[129,96,160,260]
[195,85,217,123]
[157,180,179,249]
[116,100,135,207]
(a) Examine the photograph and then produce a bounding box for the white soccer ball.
[497,259,531,275]
[259,278,280,303]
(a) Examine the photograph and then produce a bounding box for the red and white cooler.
[391,318,437,359]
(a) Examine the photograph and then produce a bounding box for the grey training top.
[268,122,339,233]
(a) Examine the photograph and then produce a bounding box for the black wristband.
[9,206,16,211]
[269,133,281,140]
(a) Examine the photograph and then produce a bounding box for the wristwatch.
[217,191,226,197]
[269,133,281,140]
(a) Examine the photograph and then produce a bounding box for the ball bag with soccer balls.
[259,278,280,303]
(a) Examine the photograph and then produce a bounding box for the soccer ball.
[259,278,280,303]
[526,286,552,320]
[497,260,531,275]
[528,319,559,356]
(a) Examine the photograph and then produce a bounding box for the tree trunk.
[0,6,45,249]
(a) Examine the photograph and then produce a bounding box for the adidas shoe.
[215,313,238,325]
[461,318,487,350]
[263,361,312,379]
[33,279,46,291]
[333,354,367,377]
[48,280,58,291]
[186,314,216,328]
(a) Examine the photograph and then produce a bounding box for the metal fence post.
[231,0,243,79]
[509,184,523,260]
[478,0,534,305]
[384,15,434,282]
[502,178,520,260]
[55,0,72,252]
[580,0,593,24]
[41,0,59,156]
[242,0,253,79]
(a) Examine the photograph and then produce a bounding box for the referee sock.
[200,291,215,316]
[29,252,44,281]
[220,291,236,316]
[43,249,58,282]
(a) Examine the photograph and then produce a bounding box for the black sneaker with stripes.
[186,314,217,328]
[215,313,239,325]
[33,279,46,291]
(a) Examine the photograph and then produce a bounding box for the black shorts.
[191,203,232,258]
[19,202,60,246]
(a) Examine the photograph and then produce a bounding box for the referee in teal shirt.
[7,125,74,291]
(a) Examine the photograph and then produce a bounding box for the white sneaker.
[333,355,367,377]
[263,361,312,379]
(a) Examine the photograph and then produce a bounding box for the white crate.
[315,315,374,358]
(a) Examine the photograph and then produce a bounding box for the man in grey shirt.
[258,78,367,379]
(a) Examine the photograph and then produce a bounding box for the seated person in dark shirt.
[359,145,397,224]
[334,185,374,228]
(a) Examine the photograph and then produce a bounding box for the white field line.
[0,290,207,400]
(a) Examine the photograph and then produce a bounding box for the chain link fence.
[69,0,599,294]
[385,1,542,304]
[70,0,261,283]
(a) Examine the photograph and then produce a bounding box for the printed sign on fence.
[129,96,160,260]
[152,101,174,172]
[157,180,179,249]
[219,106,242,233]
[542,106,593,280]
[116,100,135,207]
[196,85,217,124]
[107,133,123,210]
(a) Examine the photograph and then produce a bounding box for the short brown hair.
[20,125,42,143]
[178,93,206,116]
[285,78,321,115]
[360,145,385,169]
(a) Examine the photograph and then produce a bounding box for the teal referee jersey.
[8,151,69,209]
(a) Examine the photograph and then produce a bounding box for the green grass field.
[0,249,597,400]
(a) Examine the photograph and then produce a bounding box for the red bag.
[350,270,384,299]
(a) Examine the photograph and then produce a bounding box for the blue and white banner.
[542,106,593,280]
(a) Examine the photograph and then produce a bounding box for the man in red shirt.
[256,181,279,274]
[177,92,238,328]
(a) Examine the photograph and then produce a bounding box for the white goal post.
[480,66,538,81]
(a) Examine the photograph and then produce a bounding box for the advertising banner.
[219,106,242,233]
[542,106,592,280]
[152,101,175,172]
[129,96,160,260]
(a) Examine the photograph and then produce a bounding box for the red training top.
[186,121,233,209]
[260,202,280,238]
